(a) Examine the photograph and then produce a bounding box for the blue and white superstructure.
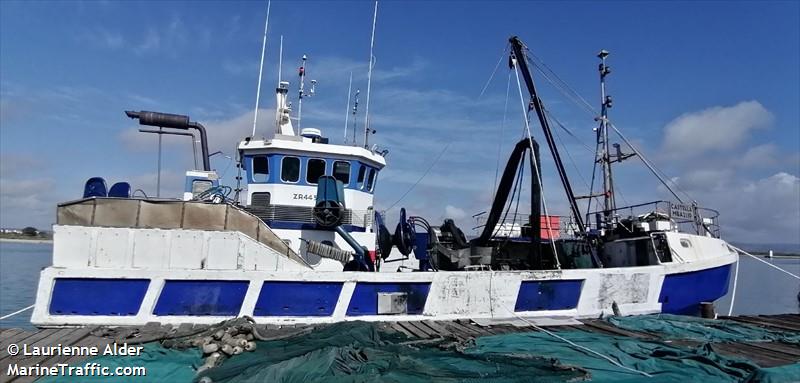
[238,81,386,271]
[30,36,739,328]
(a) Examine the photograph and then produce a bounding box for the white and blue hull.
[31,225,736,327]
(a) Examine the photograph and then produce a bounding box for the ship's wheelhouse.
[242,153,379,194]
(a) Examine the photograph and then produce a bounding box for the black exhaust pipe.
[125,110,211,171]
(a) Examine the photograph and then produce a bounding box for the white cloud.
[444,205,467,220]
[669,169,800,243]
[133,17,188,56]
[0,154,41,178]
[0,177,58,229]
[662,101,773,158]
[737,144,779,169]
[118,108,274,155]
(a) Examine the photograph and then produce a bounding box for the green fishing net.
[40,315,799,383]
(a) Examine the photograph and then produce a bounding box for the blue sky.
[1,1,798,244]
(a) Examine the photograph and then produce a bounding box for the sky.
[1,0,798,245]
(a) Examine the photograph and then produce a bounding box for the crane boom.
[508,36,586,234]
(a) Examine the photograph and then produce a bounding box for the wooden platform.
[1,314,798,382]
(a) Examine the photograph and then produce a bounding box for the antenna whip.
[251,0,271,137]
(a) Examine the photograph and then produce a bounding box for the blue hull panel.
[514,280,584,311]
[347,282,431,316]
[254,281,343,316]
[50,278,150,316]
[659,264,732,315]
[154,280,249,316]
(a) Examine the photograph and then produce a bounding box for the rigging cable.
[527,51,693,206]
[385,142,451,211]
[543,108,595,154]
[478,44,510,99]
[527,53,596,115]
[608,123,689,203]
[513,58,560,268]
[546,112,602,212]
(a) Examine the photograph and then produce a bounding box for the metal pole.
[297,55,306,131]
[157,127,162,198]
[344,72,352,143]
[363,1,378,148]
[275,35,283,132]
[352,89,360,145]
[598,50,615,229]
[252,0,271,137]
[192,138,198,170]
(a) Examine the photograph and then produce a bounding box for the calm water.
[0,241,798,329]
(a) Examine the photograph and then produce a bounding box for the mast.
[508,36,586,234]
[351,89,360,144]
[597,50,616,230]
[297,55,307,130]
[275,35,284,131]
[363,1,378,148]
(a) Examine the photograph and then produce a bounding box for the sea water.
[1,241,798,330]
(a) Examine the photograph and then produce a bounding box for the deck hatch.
[50,278,150,316]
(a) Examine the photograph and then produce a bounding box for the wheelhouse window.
[307,159,326,184]
[366,168,377,191]
[356,165,366,189]
[333,161,351,185]
[281,156,300,183]
[252,156,269,182]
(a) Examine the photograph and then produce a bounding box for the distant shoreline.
[0,238,53,244]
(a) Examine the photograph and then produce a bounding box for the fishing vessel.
[30,36,737,328]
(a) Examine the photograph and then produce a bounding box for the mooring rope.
[730,245,800,280]
[727,256,740,316]
[0,304,35,321]
[498,303,653,378]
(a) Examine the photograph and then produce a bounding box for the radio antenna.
[363,1,378,148]
[251,0,271,137]
[344,72,353,143]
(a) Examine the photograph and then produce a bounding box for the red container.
[540,216,560,239]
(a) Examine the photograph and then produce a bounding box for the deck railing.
[470,200,721,239]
